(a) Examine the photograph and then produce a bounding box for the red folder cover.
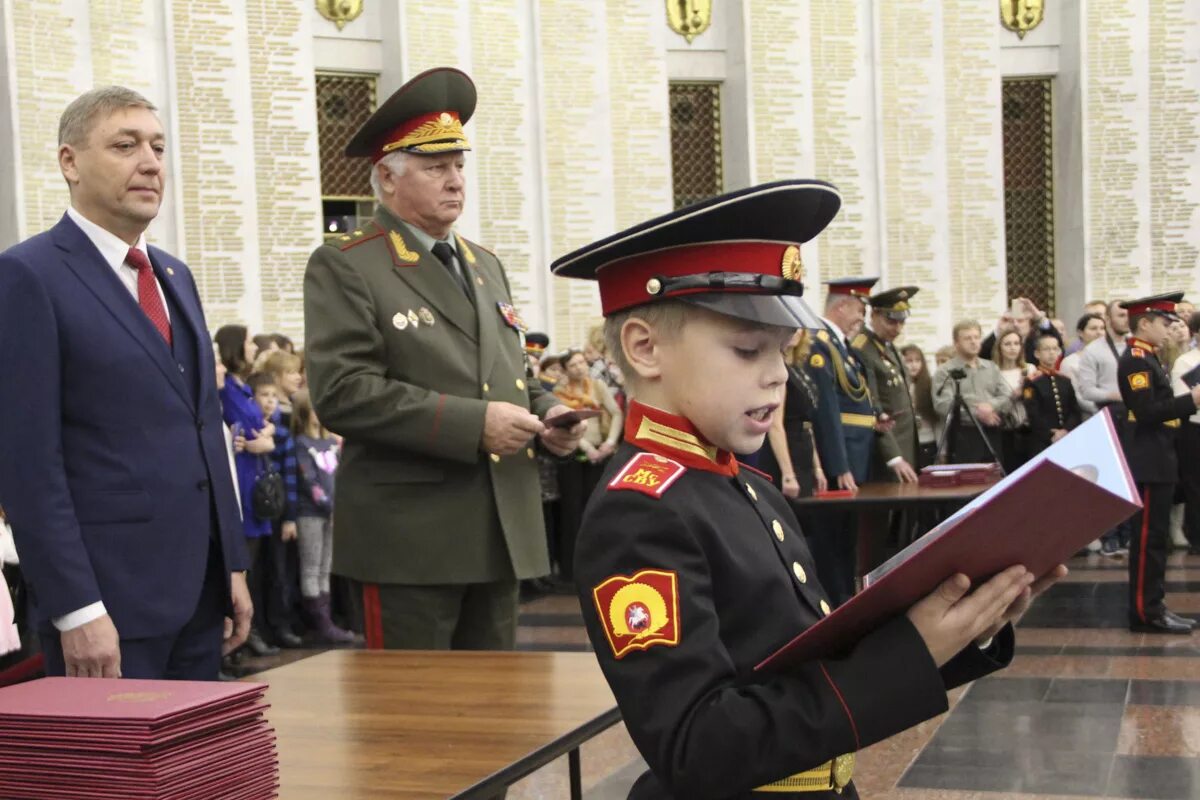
[0,678,265,725]
[757,410,1139,671]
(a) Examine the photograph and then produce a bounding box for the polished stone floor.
[506,550,1200,799]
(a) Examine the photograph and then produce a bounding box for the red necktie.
[125,247,172,346]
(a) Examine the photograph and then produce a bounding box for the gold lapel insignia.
[392,312,409,331]
[419,307,435,326]
[408,309,420,328]
[166,266,175,276]
[455,234,477,265]
[475,275,484,286]
[388,230,420,264]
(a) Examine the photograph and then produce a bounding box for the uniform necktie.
[125,247,172,346]
[431,241,472,298]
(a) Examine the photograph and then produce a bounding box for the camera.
[947,367,968,381]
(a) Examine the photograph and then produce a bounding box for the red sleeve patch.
[608,452,686,498]
[592,569,680,659]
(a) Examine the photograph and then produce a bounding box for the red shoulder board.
[1130,347,1146,358]
[739,462,774,483]
[592,568,681,659]
[608,452,686,499]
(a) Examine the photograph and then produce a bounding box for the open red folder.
[757,409,1140,671]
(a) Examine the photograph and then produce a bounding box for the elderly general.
[304,68,582,650]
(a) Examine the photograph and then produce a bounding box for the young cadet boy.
[551,181,1067,799]
[1117,293,1200,634]
[1023,331,1082,455]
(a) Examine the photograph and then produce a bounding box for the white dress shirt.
[66,206,170,323]
[54,208,170,633]
[1171,347,1200,425]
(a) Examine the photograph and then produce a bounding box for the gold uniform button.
[490,453,501,463]
[482,382,490,393]
[526,447,535,459]
[793,562,807,584]
[820,599,831,616]
[771,520,785,541]
[515,378,526,390]
[746,483,758,501]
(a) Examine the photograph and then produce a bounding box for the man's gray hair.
[824,292,861,313]
[59,86,157,148]
[370,151,410,203]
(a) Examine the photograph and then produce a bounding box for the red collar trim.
[1037,365,1059,377]
[623,401,739,477]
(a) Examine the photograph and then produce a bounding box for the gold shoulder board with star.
[335,224,384,252]
[850,333,867,349]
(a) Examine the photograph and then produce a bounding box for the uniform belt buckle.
[753,754,855,793]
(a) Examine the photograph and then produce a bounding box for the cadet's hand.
[907,566,1033,667]
[482,402,543,455]
[259,422,276,439]
[223,572,252,656]
[814,468,828,494]
[538,404,584,457]
[1190,384,1200,406]
[61,614,121,678]
[781,474,800,498]
[233,434,247,453]
[280,521,297,542]
[874,414,896,434]
[976,564,1068,643]
[836,472,858,492]
[1050,428,1068,442]
[891,459,919,483]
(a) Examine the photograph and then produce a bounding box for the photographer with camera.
[933,320,1014,463]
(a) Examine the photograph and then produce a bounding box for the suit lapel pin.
[419,307,435,326]
[408,309,420,328]
[392,312,409,331]
[166,266,175,276]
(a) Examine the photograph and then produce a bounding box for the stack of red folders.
[0,677,277,799]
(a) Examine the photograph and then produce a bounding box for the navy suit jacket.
[0,214,248,638]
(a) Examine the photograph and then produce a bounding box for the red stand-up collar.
[1037,365,1059,378]
[623,401,739,477]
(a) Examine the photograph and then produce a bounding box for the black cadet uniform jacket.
[575,401,1014,800]
[1117,337,1197,484]
[1021,367,1082,454]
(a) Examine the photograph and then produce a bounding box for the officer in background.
[1117,293,1200,634]
[853,286,920,483]
[807,277,878,605]
[304,68,583,651]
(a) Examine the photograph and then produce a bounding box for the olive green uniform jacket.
[853,328,917,475]
[303,206,557,585]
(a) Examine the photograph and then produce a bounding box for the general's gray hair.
[59,86,157,148]
[370,151,410,202]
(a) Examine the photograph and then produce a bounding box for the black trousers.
[947,424,1002,464]
[804,508,857,607]
[1179,423,1200,548]
[1129,482,1173,625]
[555,458,605,581]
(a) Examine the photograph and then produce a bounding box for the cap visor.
[679,293,823,330]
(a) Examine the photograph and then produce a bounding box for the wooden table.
[258,650,621,799]
[792,480,996,575]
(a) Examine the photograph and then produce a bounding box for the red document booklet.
[757,409,1139,671]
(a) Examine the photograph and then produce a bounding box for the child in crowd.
[556,181,1065,798]
[1023,331,1082,455]
[291,390,354,644]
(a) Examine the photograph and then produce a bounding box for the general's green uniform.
[854,287,919,477]
[303,67,559,650]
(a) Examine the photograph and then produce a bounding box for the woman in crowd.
[762,330,826,499]
[553,349,623,585]
[900,344,940,467]
[1058,313,1106,381]
[992,326,1035,472]
[214,325,278,657]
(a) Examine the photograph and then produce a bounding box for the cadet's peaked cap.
[550,180,842,329]
[345,67,476,162]
[1120,292,1184,321]
[870,286,919,320]
[524,332,550,354]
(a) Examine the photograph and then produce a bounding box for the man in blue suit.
[804,277,881,606]
[0,86,251,679]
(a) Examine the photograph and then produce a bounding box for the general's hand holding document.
[756,409,1139,671]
